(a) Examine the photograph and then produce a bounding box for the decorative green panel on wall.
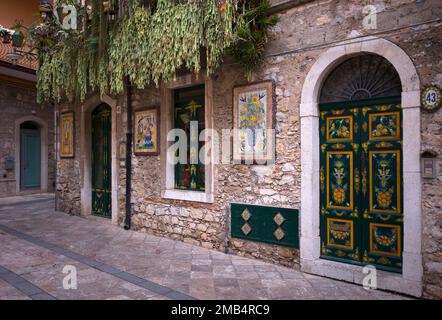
[231,203,299,248]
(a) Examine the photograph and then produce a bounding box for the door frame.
[79,94,119,224]
[300,36,422,296]
[14,116,48,194]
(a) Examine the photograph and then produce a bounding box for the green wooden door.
[320,99,403,273]
[92,105,112,218]
[21,129,41,189]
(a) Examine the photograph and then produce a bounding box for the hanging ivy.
[34,0,276,103]
[227,0,279,79]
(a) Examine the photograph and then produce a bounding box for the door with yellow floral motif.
[320,98,403,273]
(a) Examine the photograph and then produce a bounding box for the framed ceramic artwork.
[133,106,160,156]
[60,111,75,158]
[233,81,275,163]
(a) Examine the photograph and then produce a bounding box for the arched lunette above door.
[320,54,402,104]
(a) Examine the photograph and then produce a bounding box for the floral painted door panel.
[320,102,403,273]
[320,107,361,263]
[362,104,402,271]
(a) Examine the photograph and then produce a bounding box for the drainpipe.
[54,102,58,211]
[124,76,132,230]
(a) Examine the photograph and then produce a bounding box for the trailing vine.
[227,0,278,79]
[108,0,237,94]
[34,0,276,103]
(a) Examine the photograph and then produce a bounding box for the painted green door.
[320,99,403,273]
[21,129,41,189]
[92,105,112,218]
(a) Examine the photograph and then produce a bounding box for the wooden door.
[21,128,41,189]
[92,105,112,218]
[320,99,403,273]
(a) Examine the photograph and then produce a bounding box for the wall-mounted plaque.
[422,158,437,179]
[233,81,276,163]
[133,106,160,156]
[422,86,441,112]
[60,111,75,158]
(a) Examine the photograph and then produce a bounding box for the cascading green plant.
[35,0,276,103]
[36,0,239,102]
[227,0,279,79]
[108,0,237,93]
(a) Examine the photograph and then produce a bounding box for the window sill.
[162,189,214,204]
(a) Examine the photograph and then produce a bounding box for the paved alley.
[0,194,410,300]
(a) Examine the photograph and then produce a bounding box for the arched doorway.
[91,104,112,218]
[299,37,422,297]
[319,54,403,272]
[79,94,119,223]
[20,121,41,190]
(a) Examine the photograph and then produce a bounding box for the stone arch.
[299,36,422,297]
[14,115,49,194]
[79,94,119,224]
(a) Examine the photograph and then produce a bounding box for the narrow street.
[0,194,409,300]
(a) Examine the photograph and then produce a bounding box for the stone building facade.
[0,57,55,197]
[55,0,442,298]
[0,0,55,197]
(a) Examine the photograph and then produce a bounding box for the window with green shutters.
[174,85,205,191]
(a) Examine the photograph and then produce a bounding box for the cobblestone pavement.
[0,194,410,300]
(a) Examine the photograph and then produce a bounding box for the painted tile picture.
[233,81,275,163]
[60,111,75,158]
[134,107,159,155]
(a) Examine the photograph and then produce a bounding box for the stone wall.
[417,32,442,300]
[55,101,81,215]
[125,65,301,268]
[54,0,442,297]
[0,79,55,197]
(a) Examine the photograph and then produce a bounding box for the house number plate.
[422,86,441,112]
